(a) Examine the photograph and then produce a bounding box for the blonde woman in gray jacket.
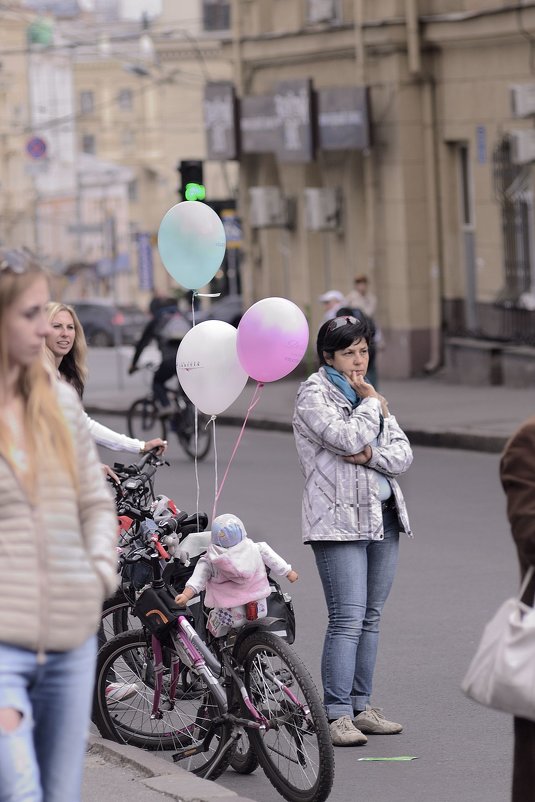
[293,315,413,748]
[0,249,118,802]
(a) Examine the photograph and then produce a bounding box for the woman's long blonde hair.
[45,301,88,398]
[0,252,77,490]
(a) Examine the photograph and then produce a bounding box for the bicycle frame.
[142,612,310,779]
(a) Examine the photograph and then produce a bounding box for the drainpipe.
[405,0,421,77]
[353,0,376,280]
[422,77,444,372]
[406,1,443,370]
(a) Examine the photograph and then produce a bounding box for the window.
[493,137,534,304]
[128,180,138,202]
[306,0,340,24]
[82,133,95,154]
[117,88,133,110]
[203,0,230,31]
[458,142,477,331]
[121,128,135,147]
[80,90,94,115]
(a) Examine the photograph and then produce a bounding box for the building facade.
[209,0,535,382]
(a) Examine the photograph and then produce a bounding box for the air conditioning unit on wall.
[249,187,293,228]
[304,188,342,231]
[510,84,535,118]
[510,129,535,164]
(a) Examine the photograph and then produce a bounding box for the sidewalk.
[85,347,535,453]
[84,736,256,802]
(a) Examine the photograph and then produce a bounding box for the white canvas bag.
[462,566,535,721]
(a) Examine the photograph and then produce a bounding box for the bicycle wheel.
[175,400,212,460]
[92,628,232,778]
[230,731,259,774]
[99,589,131,648]
[237,632,334,802]
[127,397,166,442]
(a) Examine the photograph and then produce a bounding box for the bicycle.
[93,542,334,802]
[100,449,209,646]
[127,363,212,461]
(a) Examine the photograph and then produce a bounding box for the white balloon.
[176,320,248,416]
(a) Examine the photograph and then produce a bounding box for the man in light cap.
[318,290,345,322]
[175,513,298,636]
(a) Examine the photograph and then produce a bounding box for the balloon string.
[190,293,197,327]
[191,290,221,328]
[211,382,264,522]
[193,404,201,519]
[212,419,218,524]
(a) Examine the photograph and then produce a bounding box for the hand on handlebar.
[175,587,195,607]
[141,438,167,455]
[102,464,121,484]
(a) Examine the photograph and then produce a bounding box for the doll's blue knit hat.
[211,514,247,548]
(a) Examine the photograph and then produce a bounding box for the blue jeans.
[0,636,97,802]
[311,508,399,720]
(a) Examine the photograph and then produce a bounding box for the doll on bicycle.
[174,513,298,637]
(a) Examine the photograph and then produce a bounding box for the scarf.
[324,366,361,409]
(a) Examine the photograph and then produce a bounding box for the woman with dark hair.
[292,315,413,747]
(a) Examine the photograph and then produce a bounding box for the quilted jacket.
[293,368,413,542]
[0,380,118,655]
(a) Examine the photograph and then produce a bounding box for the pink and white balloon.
[237,297,309,383]
[176,320,248,416]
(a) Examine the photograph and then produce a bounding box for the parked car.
[189,294,243,328]
[71,300,149,347]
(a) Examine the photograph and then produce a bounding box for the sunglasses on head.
[327,315,358,332]
[0,249,33,275]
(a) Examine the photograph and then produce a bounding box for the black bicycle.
[100,449,210,646]
[127,364,212,461]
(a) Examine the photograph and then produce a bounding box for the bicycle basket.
[266,582,296,644]
[133,585,182,638]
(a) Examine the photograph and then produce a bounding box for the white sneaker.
[105,682,138,703]
[329,715,367,746]
[354,705,403,734]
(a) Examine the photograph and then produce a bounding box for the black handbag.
[266,580,296,644]
[133,584,182,638]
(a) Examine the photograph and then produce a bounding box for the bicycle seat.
[180,512,208,532]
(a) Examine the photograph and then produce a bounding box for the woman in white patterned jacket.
[292,314,413,748]
[0,248,118,802]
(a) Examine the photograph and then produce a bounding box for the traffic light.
[178,160,205,202]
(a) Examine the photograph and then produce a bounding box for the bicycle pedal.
[172,742,204,761]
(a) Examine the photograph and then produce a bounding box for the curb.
[85,404,507,454]
[87,736,257,802]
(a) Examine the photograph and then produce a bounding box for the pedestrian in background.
[293,314,413,747]
[0,248,118,802]
[128,297,190,413]
[500,418,535,802]
[318,289,345,322]
[345,274,377,318]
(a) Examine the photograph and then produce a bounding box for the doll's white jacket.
[186,538,291,609]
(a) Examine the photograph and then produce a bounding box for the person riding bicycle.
[128,298,191,413]
[175,513,298,637]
